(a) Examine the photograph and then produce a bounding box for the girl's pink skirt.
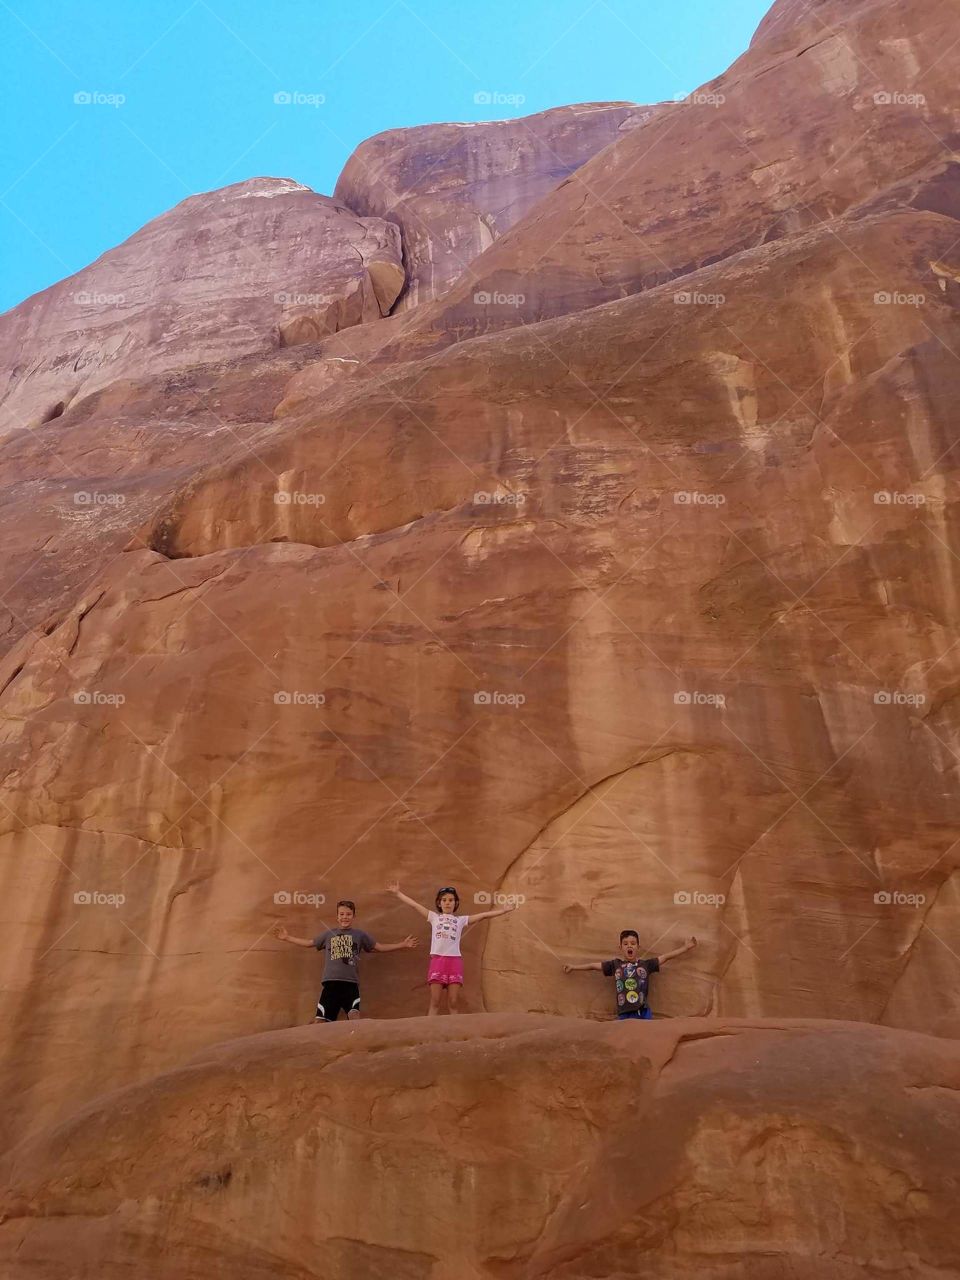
[427,955,464,986]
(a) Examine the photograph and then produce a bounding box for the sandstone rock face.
[1,1017,959,1279]
[0,5,959,1272]
[334,102,652,311]
[0,177,403,433]
[388,0,960,353]
[0,201,958,1157]
[0,343,320,652]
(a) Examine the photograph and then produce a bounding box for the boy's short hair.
[337,899,357,913]
[435,886,460,911]
[619,929,640,945]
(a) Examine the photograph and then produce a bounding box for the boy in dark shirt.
[275,898,417,1022]
[563,930,697,1019]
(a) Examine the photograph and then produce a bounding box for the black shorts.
[316,981,360,1022]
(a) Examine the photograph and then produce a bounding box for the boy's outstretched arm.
[657,936,698,965]
[562,960,604,973]
[373,936,419,953]
[386,881,431,920]
[274,923,315,948]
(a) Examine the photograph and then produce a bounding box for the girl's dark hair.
[435,886,460,912]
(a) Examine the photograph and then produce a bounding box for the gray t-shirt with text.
[313,928,376,983]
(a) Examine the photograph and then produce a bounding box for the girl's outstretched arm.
[386,881,431,921]
[466,902,518,926]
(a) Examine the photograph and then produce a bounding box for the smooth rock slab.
[0,1015,957,1279]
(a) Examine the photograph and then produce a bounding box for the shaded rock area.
[335,101,653,311]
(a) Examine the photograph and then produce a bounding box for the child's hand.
[387,880,400,895]
[273,923,290,941]
[563,963,573,973]
[402,935,418,949]
[688,936,698,949]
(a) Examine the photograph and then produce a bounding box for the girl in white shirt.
[387,881,518,1014]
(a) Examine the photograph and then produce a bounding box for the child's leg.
[447,984,461,1014]
[428,983,444,1016]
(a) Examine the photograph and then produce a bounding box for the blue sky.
[0,0,772,313]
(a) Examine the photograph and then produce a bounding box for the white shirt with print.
[427,911,469,957]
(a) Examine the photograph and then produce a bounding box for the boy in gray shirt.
[275,898,417,1021]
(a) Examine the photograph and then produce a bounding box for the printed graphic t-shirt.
[427,911,469,957]
[313,928,376,983]
[601,955,660,1014]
